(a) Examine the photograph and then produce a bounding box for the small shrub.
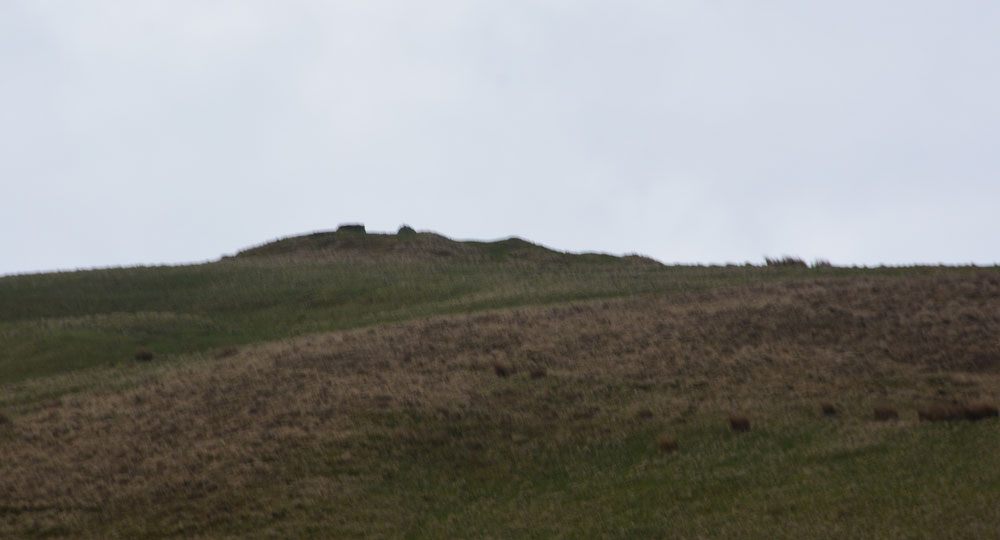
[729,414,751,433]
[658,435,678,453]
[812,259,833,268]
[493,362,513,377]
[398,225,416,235]
[0,411,9,425]
[529,367,547,379]
[963,401,999,421]
[820,403,837,416]
[134,348,154,361]
[873,405,898,421]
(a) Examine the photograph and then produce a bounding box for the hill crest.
[231,225,660,265]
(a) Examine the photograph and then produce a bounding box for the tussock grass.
[964,401,999,421]
[765,255,808,267]
[729,414,751,433]
[918,403,966,422]
[873,405,899,421]
[657,434,678,453]
[918,401,1000,422]
[492,361,514,377]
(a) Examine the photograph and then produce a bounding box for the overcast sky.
[3,1,999,275]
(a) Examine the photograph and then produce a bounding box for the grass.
[0,235,881,385]
[332,418,1000,539]
[2,230,1000,537]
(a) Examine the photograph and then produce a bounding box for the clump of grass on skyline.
[765,255,808,267]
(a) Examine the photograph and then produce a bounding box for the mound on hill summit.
[231,225,661,265]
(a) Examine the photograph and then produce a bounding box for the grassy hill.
[0,229,640,383]
[0,227,789,386]
[1,228,998,538]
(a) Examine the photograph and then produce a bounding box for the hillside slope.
[2,230,999,538]
[2,270,999,537]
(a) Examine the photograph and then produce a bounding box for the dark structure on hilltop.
[337,223,366,233]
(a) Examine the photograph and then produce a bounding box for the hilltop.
[0,226,671,384]
[231,224,659,265]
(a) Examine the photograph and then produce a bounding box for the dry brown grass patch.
[917,403,965,422]
[657,435,678,453]
[529,367,547,379]
[729,415,751,433]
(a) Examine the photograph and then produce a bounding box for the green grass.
[65,404,1000,539]
[276,414,1000,539]
[0,250,878,385]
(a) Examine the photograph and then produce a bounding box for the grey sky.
[3,1,999,275]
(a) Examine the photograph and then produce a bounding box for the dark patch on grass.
[729,415,751,433]
[213,346,239,359]
[636,408,654,420]
[918,403,965,422]
[493,362,513,377]
[873,405,898,421]
[820,402,837,416]
[963,401,999,421]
